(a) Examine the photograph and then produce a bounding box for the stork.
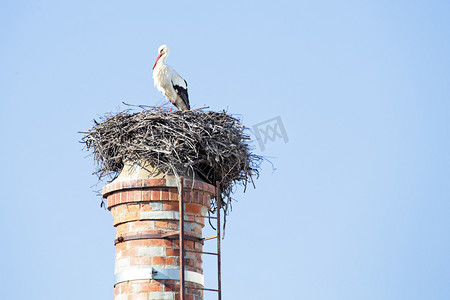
[152,44,190,111]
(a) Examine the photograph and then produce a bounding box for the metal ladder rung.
[161,231,203,243]
[190,287,219,292]
[185,249,218,256]
[203,235,218,241]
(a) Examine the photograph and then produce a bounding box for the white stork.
[152,44,190,111]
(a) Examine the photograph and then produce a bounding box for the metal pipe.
[179,177,185,300]
[216,181,222,300]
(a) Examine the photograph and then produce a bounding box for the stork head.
[153,44,169,70]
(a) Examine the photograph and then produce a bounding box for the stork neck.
[156,54,167,68]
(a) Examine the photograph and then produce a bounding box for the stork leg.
[169,102,173,112]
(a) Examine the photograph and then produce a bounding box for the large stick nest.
[81,107,262,215]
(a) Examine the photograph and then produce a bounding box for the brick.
[116,242,126,251]
[192,225,202,235]
[140,203,151,212]
[130,179,140,187]
[191,192,198,204]
[149,202,163,211]
[152,256,165,265]
[114,193,120,205]
[130,221,154,232]
[186,203,202,215]
[142,179,152,187]
[149,292,175,300]
[161,189,169,200]
[195,259,201,269]
[141,209,180,221]
[118,248,138,258]
[111,182,119,191]
[116,224,128,234]
[184,240,194,249]
[127,180,139,188]
[185,258,194,267]
[123,282,135,293]
[154,221,169,228]
[168,221,179,229]
[163,202,179,211]
[127,239,151,247]
[188,286,202,297]
[113,204,126,214]
[107,194,114,205]
[193,191,199,203]
[199,192,206,204]
[114,293,128,300]
[137,246,165,257]
[198,194,208,205]
[184,191,191,203]
[127,204,140,212]
[131,256,151,265]
[164,283,179,292]
[183,179,191,187]
[165,247,179,256]
[134,190,143,201]
[142,190,152,201]
[185,294,194,300]
[115,257,130,269]
[151,189,161,200]
[165,178,178,187]
[128,293,148,300]
[115,214,124,224]
[114,193,122,206]
[102,185,109,196]
[193,241,202,251]
[165,257,175,264]
[152,179,165,186]
[122,191,129,202]
[184,222,194,232]
[124,212,139,222]
[191,181,200,191]
[121,181,133,189]
[152,256,175,265]
[128,190,136,201]
[138,281,162,292]
[150,239,173,247]
[169,190,178,200]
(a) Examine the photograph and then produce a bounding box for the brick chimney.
[102,163,215,300]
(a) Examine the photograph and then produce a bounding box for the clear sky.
[1,1,449,299]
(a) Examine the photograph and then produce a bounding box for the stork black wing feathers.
[172,79,190,110]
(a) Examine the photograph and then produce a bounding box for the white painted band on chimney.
[114,268,204,286]
[139,211,180,220]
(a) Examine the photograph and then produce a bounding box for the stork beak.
[152,53,162,70]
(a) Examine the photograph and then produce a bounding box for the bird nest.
[80,106,262,215]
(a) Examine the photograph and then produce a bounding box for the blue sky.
[1,1,449,299]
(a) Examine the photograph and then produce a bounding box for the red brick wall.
[103,178,215,300]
